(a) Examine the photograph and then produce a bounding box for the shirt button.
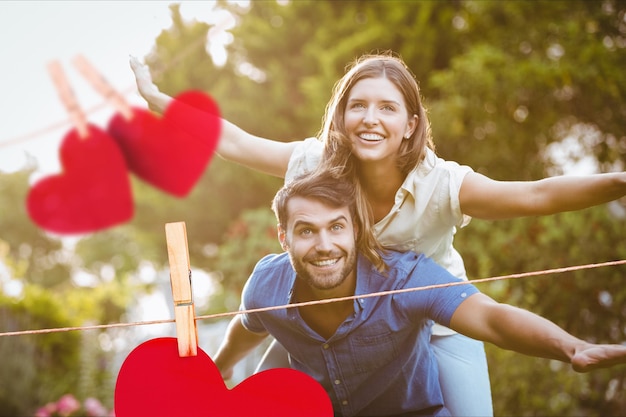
[334,379,342,385]
[342,400,348,405]
[323,343,330,349]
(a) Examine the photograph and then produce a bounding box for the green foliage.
[118,159,282,272]
[457,205,626,415]
[0,169,70,289]
[428,0,626,178]
[0,286,81,416]
[202,207,282,314]
[0,171,123,415]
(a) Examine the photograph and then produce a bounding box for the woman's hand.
[128,55,299,177]
[129,55,171,112]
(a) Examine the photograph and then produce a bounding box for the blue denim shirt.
[241,250,479,417]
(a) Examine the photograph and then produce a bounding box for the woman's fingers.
[129,55,159,99]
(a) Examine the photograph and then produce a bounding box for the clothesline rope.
[0,24,214,149]
[1,259,624,338]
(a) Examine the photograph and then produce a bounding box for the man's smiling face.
[280,196,358,292]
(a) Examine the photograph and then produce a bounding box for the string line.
[1,259,624,338]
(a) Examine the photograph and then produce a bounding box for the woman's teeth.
[359,133,384,142]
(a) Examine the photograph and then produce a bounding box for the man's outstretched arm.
[213,315,269,380]
[449,293,626,372]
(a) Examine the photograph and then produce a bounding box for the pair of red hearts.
[26,91,221,235]
[114,338,333,416]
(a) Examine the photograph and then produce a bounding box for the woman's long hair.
[314,52,435,270]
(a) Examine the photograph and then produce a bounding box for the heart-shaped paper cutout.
[108,90,221,197]
[26,125,133,234]
[114,337,333,417]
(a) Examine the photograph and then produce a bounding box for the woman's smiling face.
[343,77,417,166]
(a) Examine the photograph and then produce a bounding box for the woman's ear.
[405,114,418,138]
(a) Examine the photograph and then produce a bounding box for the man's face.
[280,196,358,292]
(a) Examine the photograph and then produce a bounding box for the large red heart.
[107,90,221,197]
[114,337,333,417]
[26,125,133,234]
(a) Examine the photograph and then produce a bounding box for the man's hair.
[272,170,386,271]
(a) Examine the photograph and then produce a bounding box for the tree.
[0,170,131,415]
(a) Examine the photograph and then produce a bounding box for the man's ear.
[278,225,288,251]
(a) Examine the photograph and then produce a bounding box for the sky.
[0,1,236,177]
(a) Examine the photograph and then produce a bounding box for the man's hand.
[220,367,234,381]
[213,316,269,381]
[451,293,626,373]
[571,343,626,372]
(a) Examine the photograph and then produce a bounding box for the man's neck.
[294,271,357,340]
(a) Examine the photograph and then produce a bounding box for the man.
[213,170,626,417]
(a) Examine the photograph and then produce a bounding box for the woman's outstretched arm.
[459,171,626,220]
[130,56,299,178]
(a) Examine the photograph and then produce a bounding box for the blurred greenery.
[1,1,625,416]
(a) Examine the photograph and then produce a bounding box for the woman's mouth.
[358,133,384,142]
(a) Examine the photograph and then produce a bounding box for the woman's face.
[343,77,417,167]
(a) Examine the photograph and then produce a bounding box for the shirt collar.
[400,147,438,198]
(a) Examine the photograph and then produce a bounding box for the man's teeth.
[359,133,384,141]
[312,259,339,267]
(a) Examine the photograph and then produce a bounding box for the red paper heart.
[26,125,133,234]
[114,338,333,417]
[108,90,221,197]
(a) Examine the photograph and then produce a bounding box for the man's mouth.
[310,258,340,267]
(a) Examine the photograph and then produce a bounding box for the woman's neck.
[358,161,405,222]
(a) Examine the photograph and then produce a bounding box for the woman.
[131,52,626,416]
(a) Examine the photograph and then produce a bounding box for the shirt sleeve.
[239,275,267,333]
[396,253,480,327]
[435,155,474,229]
[239,254,284,334]
[285,137,323,182]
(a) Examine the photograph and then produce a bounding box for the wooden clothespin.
[72,54,134,121]
[165,222,198,357]
[47,60,89,139]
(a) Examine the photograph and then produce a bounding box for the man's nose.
[315,230,334,252]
